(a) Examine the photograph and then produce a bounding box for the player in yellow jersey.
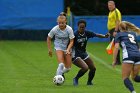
[107,0,122,65]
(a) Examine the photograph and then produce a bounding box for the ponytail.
[123,21,140,35]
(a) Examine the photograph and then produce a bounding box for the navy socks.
[87,68,96,83]
[124,78,134,92]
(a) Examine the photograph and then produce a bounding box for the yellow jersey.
[107,8,122,31]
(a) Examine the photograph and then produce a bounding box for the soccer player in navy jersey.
[72,19,109,86]
[112,21,140,93]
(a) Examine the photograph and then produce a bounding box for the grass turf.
[0,41,139,93]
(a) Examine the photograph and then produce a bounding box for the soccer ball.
[53,75,64,85]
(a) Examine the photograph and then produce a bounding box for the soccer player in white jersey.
[47,15,75,79]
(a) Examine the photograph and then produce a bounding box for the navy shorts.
[72,50,89,62]
[123,56,140,65]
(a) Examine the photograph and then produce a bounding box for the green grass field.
[0,41,140,93]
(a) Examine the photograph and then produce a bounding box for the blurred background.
[64,0,140,15]
[0,0,140,41]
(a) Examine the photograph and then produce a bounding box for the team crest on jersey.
[77,37,87,43]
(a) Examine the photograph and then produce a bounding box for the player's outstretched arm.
[96,33,109,38]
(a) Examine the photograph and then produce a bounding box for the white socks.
[56,63,64,75]
[63,67,71,73]
[56,63,71,75]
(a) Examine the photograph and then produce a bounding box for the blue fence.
[0,1,140,41]
[73,16,140,42]
[0,0,63,30]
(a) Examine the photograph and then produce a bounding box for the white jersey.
[48,25,75,50]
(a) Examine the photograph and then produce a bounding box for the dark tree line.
[64,0,140,15]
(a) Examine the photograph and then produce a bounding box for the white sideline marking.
[88,52,121,73]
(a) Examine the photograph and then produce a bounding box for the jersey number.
[81,43,84,47]
[128,34,136,44]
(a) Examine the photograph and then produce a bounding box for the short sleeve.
[48,28,55,38]
[115,9,121,21]
[68,27,75,39]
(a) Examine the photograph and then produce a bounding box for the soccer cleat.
[132,91,136,93]
[73,78,78,86]
[87,82,93,85]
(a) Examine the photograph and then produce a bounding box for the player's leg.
[116,50,121,65]
[109,29,114,41]
[84,57,96,85]
[60,53,72,79]
[63,53,72,73]
[131,57,140,83]
[73,57,88,85]
[55,50,65,75]
[131,64,140,82]
[122,63,135,93]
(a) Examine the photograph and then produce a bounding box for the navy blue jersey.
[74,30,97,52]
[115,31,140,59]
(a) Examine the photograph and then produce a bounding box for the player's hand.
[48,50,52,57]
[65,49,71,55]
[113,31,118,37]
[105,33,110,38]
[112,62,116,68]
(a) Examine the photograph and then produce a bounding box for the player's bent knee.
[90,67,96,71]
